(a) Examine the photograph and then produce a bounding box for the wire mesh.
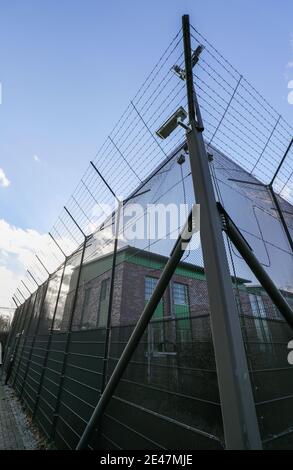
[5,21,293,450]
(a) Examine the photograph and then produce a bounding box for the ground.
[0,368,40,450]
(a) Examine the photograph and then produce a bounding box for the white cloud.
[0,265,22,310]
[287,62,293,68]
[33,155,40,163]
[0,219,49,266]
[0,168,10,187]
[0,219,66,308]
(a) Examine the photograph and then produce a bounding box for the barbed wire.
[12,23,293,305]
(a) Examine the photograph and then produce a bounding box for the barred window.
[145,277,158,301]
[79,287,92,328]
[249,294,266,318]
[145,277,163,321]
[100,278,109,301]
[173,282,188,305]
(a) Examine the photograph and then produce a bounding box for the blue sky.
[0,0,292,307]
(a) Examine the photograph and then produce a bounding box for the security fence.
[5,17,293,450]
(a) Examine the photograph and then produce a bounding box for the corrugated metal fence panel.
[97,396,223,450]
[34,332,67,439]
[11,335,25,391]
[22,334,48,414]
[7,313,293,450]
[13,335,30,395]
[54,329,106,449]
[89,318,224,450]
[243,316,293,449]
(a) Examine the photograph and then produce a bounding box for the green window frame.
[172,282,190,330]
[249,293,271,346]
[145,276,163,320]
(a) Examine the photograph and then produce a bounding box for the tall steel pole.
[182,15,261,449]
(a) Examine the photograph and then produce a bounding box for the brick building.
[59,246,292,354]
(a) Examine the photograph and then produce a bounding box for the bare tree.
[0,312,11,354]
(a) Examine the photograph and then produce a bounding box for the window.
[79,287,92,328]
[100,279,109,302]
[97,278,110,328]
[249,293,271,346]
[172,282,189,324]
[145,277,164,355]
[145,277,158,301]
[173,282,188,306]
[145,277,163,320]
[172,282,191,343]
[249,294,266,318]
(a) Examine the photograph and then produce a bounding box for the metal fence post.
[3,305,22,370]
[14,294,22,306]
[270,137,293,188]
[5,302,27,385]
[32,262,67,419]
[64,206,87,239]
[36,254,51,276]
[181,14,261,449]
[50,237,87,439]
[8,298,30,382]
[90,161,122,394]
[27,270,40,287]
[251,115,281,174]
[21,281,32,295]
[12,294,38,388]
[49,232,67,258]
[2,305,17,366]
[5,333,22,385]
[12,297,19,308]
[100,201,121,393]
[17,288,26,302]
[19,283,49,399]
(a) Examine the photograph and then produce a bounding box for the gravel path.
[0,369,39,450]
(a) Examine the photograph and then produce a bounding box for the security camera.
[156,107,188,139]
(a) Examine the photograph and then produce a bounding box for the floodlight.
[172,44,205,81]
[191,45,205,67]
[156,106,188,139]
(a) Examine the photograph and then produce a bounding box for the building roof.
[81,244,251,285]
